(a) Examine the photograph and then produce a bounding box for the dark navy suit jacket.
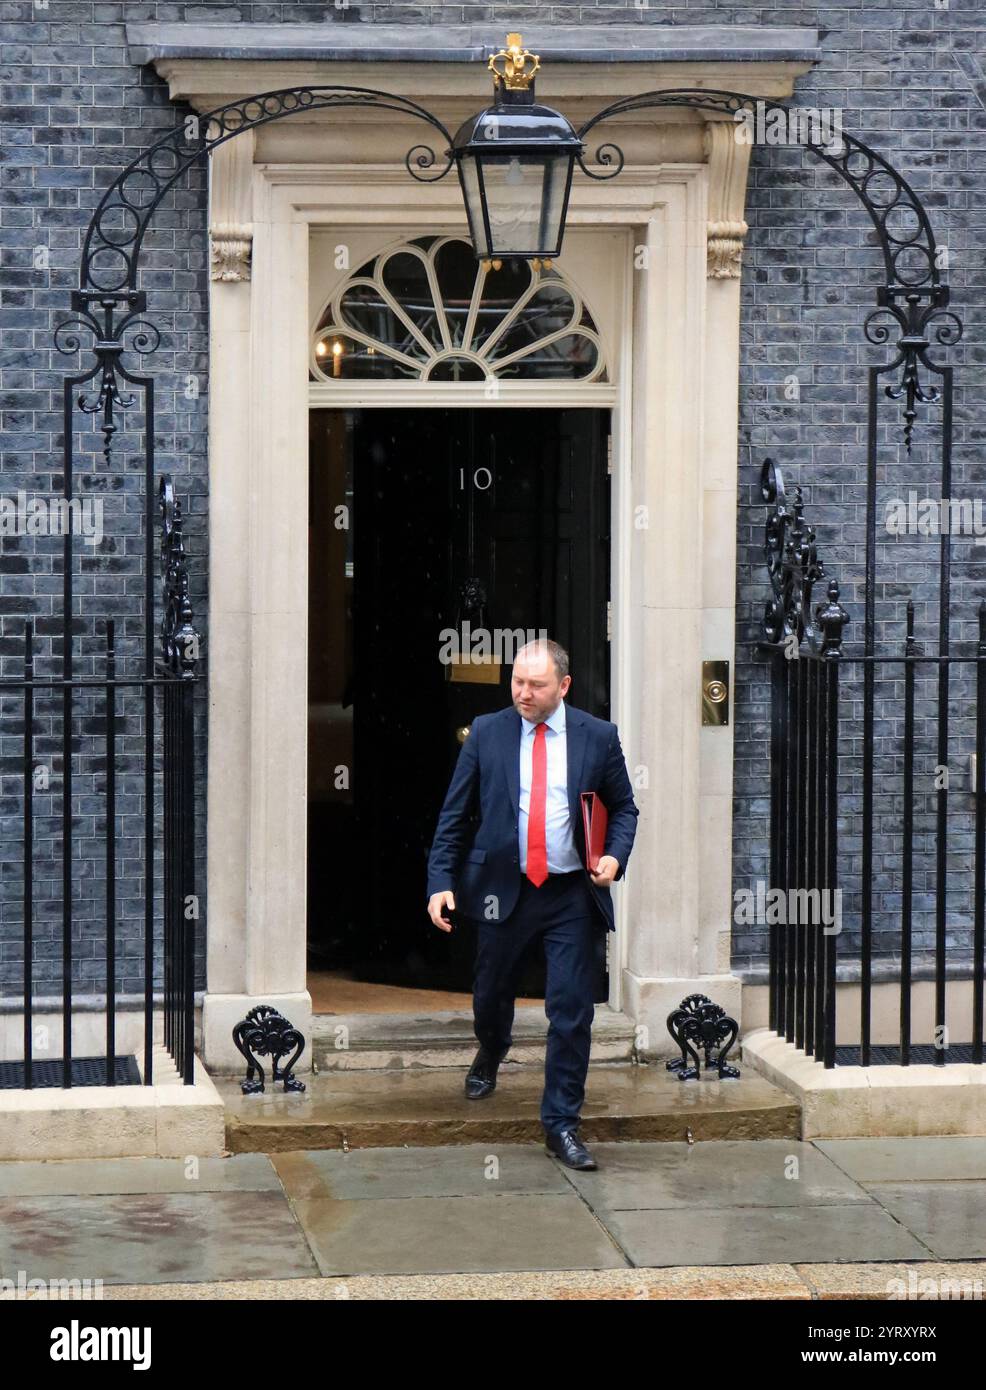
[426,703,639,930]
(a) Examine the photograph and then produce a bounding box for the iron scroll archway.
[64,85,961,460]
[34,79,962,1087]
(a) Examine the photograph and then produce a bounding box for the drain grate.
[0,1055,142,1089]
[834,1043,980,1066]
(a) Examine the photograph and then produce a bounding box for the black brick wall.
[0,1,983,996]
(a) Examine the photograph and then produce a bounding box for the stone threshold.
[99,1260,986,1301]
[311,1004,636,1071]
[742,1028,986,1138]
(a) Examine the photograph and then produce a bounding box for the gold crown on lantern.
[488,34,541,91]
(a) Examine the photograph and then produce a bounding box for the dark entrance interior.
[308,406,611,999]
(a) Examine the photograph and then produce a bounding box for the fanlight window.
[311,235,607,383]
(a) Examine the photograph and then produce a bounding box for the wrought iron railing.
[0,478,197,1088]
[159,478,198,1084]
[757,459,985,1067]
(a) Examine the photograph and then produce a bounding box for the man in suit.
[426,638,638,1170]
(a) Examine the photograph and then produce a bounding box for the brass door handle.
[456,725,471,744]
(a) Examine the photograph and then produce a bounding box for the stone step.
[220,1061,801,1152]
[310,1006,637,1072]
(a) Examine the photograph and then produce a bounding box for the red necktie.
[526,722,548,887]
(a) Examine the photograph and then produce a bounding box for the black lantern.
[452,35,584,263]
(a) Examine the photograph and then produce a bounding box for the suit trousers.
[471,869,599,1135]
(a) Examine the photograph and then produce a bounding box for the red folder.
[580,792,609,873]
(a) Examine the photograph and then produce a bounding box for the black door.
[308,406,610,992]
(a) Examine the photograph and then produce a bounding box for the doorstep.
[219,1060,801,1152]
[310,1004,636,1071]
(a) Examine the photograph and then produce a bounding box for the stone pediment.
[126,22,820,118]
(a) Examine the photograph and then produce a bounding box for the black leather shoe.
[544,1128,598,1170]
[465,1045,507,1099]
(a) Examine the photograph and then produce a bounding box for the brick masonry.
[0,1,984,999]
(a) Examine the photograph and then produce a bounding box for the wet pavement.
[0,1137,984,1288]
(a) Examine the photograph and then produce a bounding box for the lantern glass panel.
[462,151,573,258]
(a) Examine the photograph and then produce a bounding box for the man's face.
[511,650,571,722]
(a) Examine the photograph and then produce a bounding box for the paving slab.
[221,1063,800,1151]
[0,1154,278,1198]
[815,1137,986,1184]
[0,1192,319,1286]
[865,1183,986,1260]
[596,1204,932,1267]
[291,1192,627,1276]
[271,1144,570,1201]
[558,1140,872,1209]
[1,1138,980,1286]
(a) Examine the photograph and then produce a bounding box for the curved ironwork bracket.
[574,89,962,450]
[55,86,455,464]
[79,86,454,299]
[577,89,939,291]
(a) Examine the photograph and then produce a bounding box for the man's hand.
[428,890,456,932]
[589,855,620,888]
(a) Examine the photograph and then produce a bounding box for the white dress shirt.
[518,699,583,874]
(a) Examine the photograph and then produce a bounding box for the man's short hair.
[514,638,570,681]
